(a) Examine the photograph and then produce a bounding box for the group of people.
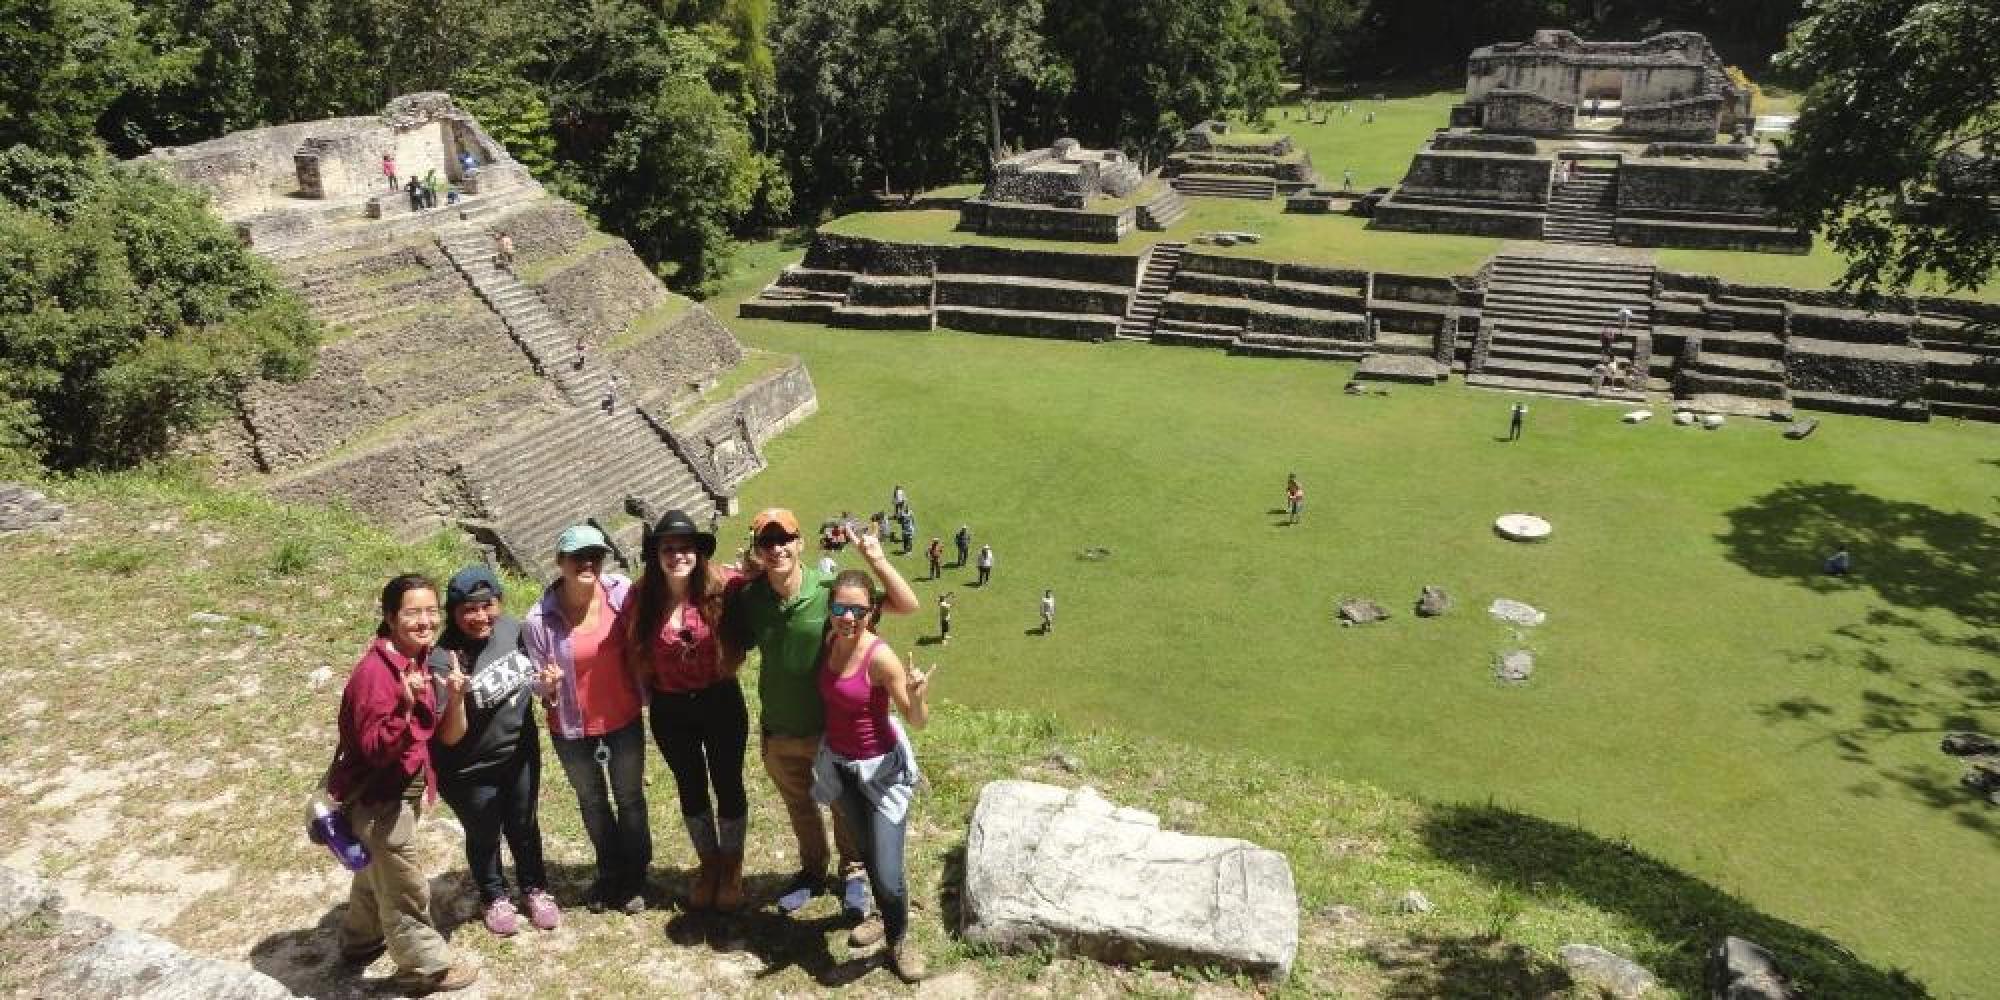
[383,152,475,212]
[325,507,936,993]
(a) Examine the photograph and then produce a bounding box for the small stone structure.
[961,780,1298,978]
[1164,121,1320,201]
[960,139,1187,241]
[1374,30,1807,253]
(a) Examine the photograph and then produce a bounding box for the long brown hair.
[626,539,726,686]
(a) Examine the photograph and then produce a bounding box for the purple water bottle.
[308,794,370,872]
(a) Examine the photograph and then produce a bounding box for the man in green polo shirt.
[722,508,918,933]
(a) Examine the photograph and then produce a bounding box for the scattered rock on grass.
[1415,586,1451,617]
[189,612,231,625]
[1397,889,1433,914]
[1674,411,1697,426]
[1622,409,1653,424]
[0,484,64,532]
[1337,599,1389,626]
[1487,599,1546,627]
[1558,943,1657,998]
[1941,732,1999,756]
[1495,650,1535,683]
[1783,418,1819,440]
[1707,936,1799,999]
[0,866,59,931]
[1963,759,2000,804]
[1703,413,1726,429]
[962,781,1298,978]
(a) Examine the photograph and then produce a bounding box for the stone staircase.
[1138,188,1190,230]
[1918,315,2000,422]
[738,267,855,323]
[1171,173,1277,200]
[1119,242,1186,340]
[1544,164,1617,246]
[1467,252,1652,400]
[438,227,610,406]
[456,400,718,573]
[1673,295,1793,415]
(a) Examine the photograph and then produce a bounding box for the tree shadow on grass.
[1418,804,1930,998]
[1363,932,1570,999]
[1716,481,1998,629]
[1719,482,2000,840]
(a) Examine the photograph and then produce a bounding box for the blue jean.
[832,767,910,944]
[552,720,652,895]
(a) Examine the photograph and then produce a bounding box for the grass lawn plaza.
[825,87,2000,302]
[713,236,2000,997]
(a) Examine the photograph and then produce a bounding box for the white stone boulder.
[46,928,302,1000]
[1494,513,1552,542]
[1703,413,1726,429]
[1674,411,1697,426]
[962,780,1298,978]
[1622,409,1653,423]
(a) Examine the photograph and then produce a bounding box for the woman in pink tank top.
[814,570,931,982]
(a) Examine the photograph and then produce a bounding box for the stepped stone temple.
[149,94,816,574]
[1372,30,1809,253]
[959,139,1189,241]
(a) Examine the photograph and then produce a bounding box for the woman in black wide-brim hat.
[623,509,750,910]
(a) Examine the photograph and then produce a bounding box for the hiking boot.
[392,961,480,995]
[848,913,885,948]
[840,874,870,922]
[616,887,647,915]
[689,853,719,911]
[523,889,561,931]
[714,852,744,912]
[482,898,520,937]
[775,870,821,915]
[888,940,927,983]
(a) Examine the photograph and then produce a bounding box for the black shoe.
[584,879,614,914]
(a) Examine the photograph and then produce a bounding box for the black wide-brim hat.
[653,509,717,557]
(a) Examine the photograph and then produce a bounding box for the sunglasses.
[755,532,800,548]
[658,542,700,555]
[828,601,870,620]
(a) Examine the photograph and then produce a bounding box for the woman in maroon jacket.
[328,573,478,994]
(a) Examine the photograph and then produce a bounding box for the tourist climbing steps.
[438,228,611,407]
[1467,252,1653,400]
[1544,163,1618,246]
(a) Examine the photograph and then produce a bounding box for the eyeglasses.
[755,533,799,548]
[828,601,870,620]
[396,608,443,623]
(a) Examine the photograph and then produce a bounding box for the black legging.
[648,679,750,823]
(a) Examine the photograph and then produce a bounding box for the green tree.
[0,151,317,468]
[0,0,166,155]
[1770,0,2000,297]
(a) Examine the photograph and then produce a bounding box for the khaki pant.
[760,733,861,879]
[338,798,451,976]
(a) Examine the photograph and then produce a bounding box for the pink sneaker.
[482,897,520,936]
[523,889,561,931]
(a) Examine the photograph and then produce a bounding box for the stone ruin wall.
[1464,31,1748,135]
[1399,152,1551,205]
[142,119,369,217]
[1618,160,1772,215]
[1480,92,1574,134]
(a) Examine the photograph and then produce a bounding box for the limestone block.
[962,781,1298,979]
[1558,943,1658,998]
[46,928,302,1000]
[0,866,59,932]
[1707,936,1798,1000]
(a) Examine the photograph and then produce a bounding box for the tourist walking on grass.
[925,537,943,580]
[627,510,749,912]
[722,509,918,941]
[811,571,933,982]
[1285,473,1305,525]
[896,506,916,556]
[937,592,953,645]
[975,544,994,587]
[524,525,650,915]
[329,574,479,993]
[1039,589,1055,634]
[953,525,971,567]
[430,566,560,938]
[1507,402,1528,442]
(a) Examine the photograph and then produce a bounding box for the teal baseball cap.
[556,523,609,555]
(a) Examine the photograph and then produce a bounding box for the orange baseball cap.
[751,508,800,538]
